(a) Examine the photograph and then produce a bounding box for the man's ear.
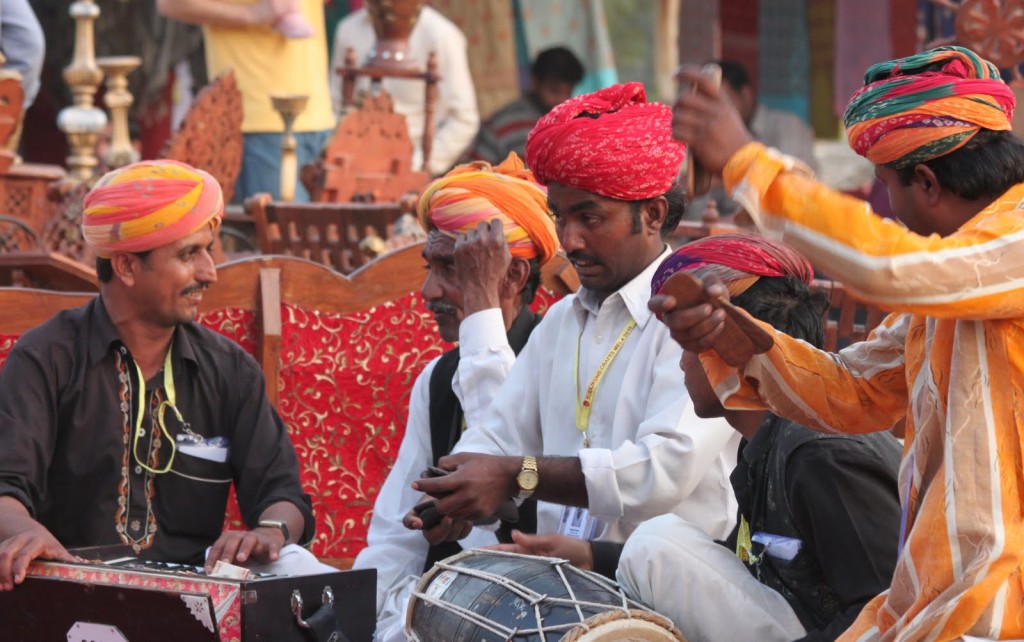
[643,196,669,236]
[502,257,532,302]
[912,164,942,206]
[110,253,141,287]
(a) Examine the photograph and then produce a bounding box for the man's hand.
[204,528,285,572]
[411,452,520,522]
[648,287,728,354]
[672,68,754,175]
[487,530,594,571]
[402,499,474,545]
[0,524,79,591]
[454,219,512,316]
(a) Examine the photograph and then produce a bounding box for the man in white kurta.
[352,154,560,641]
[329,6,479,176]
[408,83,737,556]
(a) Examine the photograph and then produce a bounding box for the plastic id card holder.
[557,506,600,540]
[751,532,803,561]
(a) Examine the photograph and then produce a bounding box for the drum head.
[407,550,680,642]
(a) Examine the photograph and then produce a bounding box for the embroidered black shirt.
[0,297,314,564]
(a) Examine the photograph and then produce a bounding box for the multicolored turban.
[82,160,224,258]
[525,82,685,200]
[651,233,814,299]
[843,46,1015,169]
[417,152,559,265]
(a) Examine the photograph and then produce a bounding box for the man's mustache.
[426,301,458,315]
[567,251,600,264]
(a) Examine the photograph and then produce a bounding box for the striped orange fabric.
[709,142,1024,640]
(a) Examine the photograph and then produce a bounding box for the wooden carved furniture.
[246,192,409,274]
[0,215,39,252]
[813,278,889,352]
[57,0,107,186]
[311,87,431,203]
[0,66,24,168]
[0,164,67,238]
[0,251,98,291]
[269,93,309,203]
[96,55,142,169]
[162,71,244,204]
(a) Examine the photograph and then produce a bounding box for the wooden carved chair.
[0,251,98,291]
[161,71,244,204]
[203,248,576,567]
[246,192,410,274]
[813,278,889,352]
[304,49,438,203]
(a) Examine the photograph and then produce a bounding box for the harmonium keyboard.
[0,547,375,642]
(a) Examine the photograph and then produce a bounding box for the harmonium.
[0,547,375,642]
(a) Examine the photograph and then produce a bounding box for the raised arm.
[156,0,278,29]
[724,142,1024,319]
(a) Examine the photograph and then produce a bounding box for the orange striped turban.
[417,153,559,265]
[82,160,224,258]
[843,46,1014,168]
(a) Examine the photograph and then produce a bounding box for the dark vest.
[424,306,541,571]
[729,416,901,632]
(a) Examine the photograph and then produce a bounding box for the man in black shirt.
[500,234,901,641]
[0,160,316,591]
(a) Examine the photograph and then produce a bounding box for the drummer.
[498,234,903,641]
[407,83,738,554]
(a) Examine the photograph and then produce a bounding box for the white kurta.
[352,312,520,642]
[453,249,739,543]
[329,7,480,175]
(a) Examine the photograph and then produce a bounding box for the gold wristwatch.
[516,456,540,499]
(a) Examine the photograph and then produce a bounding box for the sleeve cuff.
[457,308,509,355]
[578,447,622,519]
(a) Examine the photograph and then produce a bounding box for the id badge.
[558,506,599,540]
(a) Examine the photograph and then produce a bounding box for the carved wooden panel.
[162,71,244,204]
[0,164,65,239]
[41,181,94,265]
[318,90,430,203]
[247,193,408,274]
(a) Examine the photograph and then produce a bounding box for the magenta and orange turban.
[843,46,1015,169]
[417,153,559,265]
[82,160,224,258]
[651,233,814,299]
[525,82,685,200]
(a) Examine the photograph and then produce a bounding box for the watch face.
[518,470,540,491]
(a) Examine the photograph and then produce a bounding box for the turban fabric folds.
[417,153,559,265]
[82,160,224,258]
[843,46,1015,169]
[525,82,685,201]
[651,233,814,299]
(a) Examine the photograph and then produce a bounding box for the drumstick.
[683,63,723,197]
[660,270,773,367]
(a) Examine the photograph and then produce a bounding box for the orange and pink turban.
[82,160,224,258]
[843,46,1015,169]
[651,233,814,300]
[525,82,686,200]
[417,153,559,265]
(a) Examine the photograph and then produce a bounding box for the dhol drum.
[406,550,684,641]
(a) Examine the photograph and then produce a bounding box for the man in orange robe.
[664,46,1024,640]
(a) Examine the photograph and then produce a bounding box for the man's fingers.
[412,473,459,497]
[648,294,678,316]
[234,533,258,563]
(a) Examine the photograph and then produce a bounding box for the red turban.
[525,82,685,200]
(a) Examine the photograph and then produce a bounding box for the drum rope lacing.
[410,552,652,641]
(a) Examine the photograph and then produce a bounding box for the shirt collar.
[87,297,199,367]
[573,245,672,328]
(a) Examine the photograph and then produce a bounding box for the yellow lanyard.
[574,319,637,448]
[132,341,180,475]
